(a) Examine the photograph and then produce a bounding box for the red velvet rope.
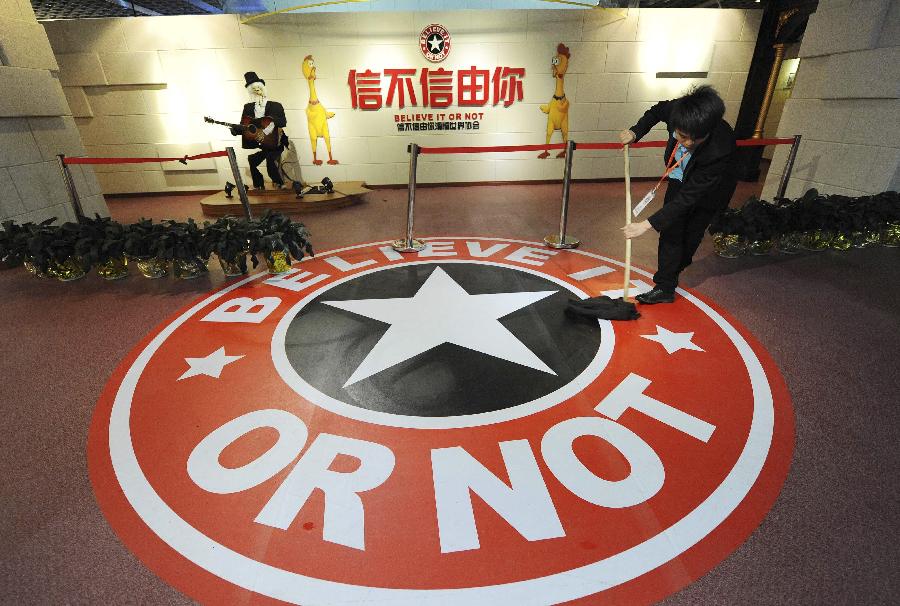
[418,143,568,154]
[735,137,796,146]
[420,137,796,154]
[62,150,229,165]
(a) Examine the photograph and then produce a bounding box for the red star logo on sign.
[420,24,451,63]
[89,238,794,605]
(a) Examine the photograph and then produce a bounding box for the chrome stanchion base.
[544,234,580,249]
[391,238,426,252]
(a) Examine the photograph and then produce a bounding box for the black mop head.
[565,296,640,321]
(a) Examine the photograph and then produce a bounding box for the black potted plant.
[75,214,129,280]
[797,189,837,251]
[847,195,880,248]
[124,218,168,278]
[739,197,779,255]
[0,220,30,269]
[249,228,292,274]
[155,219,209,279]
[201,217,256,276]
[708,207,747,258]
[872,190,900,247]
[773,198,803,254]
[250,211,314,274]
[26,220,87,281]
[825,195,855,251]
[14,218,56,277]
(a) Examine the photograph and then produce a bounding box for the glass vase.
[830,232,852,251]
[748,239,774,255]
[799,230,833,251]
[880,221,900,247]
[97,255,128,280]
[23,256,48,278]
[131,256,168,278]
[218,251,248,277]
[266,249,292,274]
[712,234,747,258]
[173,258,207,279]
[47,256,86,281]
[850,230,880,249]
[777,232,803,254]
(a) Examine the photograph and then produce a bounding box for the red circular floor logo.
[420,24,451,63]
[89,238,794,605]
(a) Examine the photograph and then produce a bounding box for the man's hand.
[622,220,652,239]
[255,131,265,143]
[619,129,636,145]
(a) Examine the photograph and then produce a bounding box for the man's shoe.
[635,287,675,304]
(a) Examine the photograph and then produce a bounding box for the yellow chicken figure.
[302,55,338,165]
[538,43,571,159]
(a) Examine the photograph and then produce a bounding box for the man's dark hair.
[670,85,726,139]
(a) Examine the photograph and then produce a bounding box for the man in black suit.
[620,85,737,304]
[232,72,287,190]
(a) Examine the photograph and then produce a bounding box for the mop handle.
[623,145,632,302]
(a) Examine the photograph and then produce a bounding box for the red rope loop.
[416,137,795,154]
[62,150,229,165]
[418,143,568,154]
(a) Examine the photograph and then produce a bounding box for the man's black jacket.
[236,100,287,150]
[629,100,737,232]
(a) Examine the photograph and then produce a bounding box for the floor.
[1,177,898,605]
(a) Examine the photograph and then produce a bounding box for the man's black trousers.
[652,179,717,292]
[248,148,284,188]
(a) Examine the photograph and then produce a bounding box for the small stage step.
[200,181,371,216]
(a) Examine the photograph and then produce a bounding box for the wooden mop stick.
[623,144,632,302]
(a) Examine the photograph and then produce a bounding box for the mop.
[565,144,640,321]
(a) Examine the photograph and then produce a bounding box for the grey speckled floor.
[1,180,898,605]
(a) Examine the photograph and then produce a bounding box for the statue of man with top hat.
[231,71,288,190]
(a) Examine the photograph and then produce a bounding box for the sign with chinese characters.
[347,66,525,131]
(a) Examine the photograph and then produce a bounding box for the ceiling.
[31,0,765,21]
[32,0,225,20]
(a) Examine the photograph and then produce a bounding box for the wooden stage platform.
[200,181,371,216]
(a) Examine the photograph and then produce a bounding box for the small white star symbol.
[428,34,443,53]
[640,325,704,355]
[178,347,244,380]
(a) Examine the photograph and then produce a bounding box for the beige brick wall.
[0,4,107,224]
[762,0,900,199]
[45,8,760,191]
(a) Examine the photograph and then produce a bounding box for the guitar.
[204,115,281,150]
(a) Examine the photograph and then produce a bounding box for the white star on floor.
[323,266,557,387]
[178,347,244,381]
[640,325,704,355]
[428,34,443,52]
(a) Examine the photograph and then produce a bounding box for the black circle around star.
[282,263,603,417]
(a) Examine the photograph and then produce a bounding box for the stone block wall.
[44,9,760,192]
[761,0,900,199]
[0,0,107,224]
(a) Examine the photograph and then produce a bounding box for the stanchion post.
[544,139,580,249]
[226,146,253,220]
[776,134,802,200]
[622,145,632,302]
[392,142,425,253]
[56,154,85,221]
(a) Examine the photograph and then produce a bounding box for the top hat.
[244,72,265,87]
